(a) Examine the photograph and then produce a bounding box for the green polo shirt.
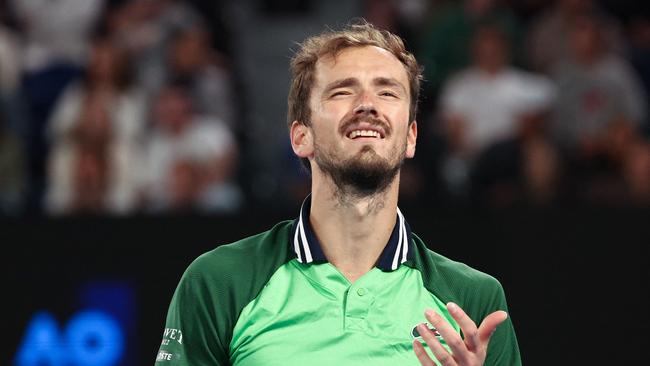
[155,197,521,365]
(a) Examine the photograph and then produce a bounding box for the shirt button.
[356,288,367,296]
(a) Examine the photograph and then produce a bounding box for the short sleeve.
[155,261,230,366]
[481,280,522,366]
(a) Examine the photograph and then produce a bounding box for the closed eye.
[331,90,352,98]
[380,91,399,98]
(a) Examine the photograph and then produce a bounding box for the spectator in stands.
[363,0,431,48]
[69,136,109,213]
[416,0,523,98]
[10,0,105,210]
[167,25,236,128]
[141,83,241,213]
[46,35,146,215]
[0,109,24,214]
[10,0,104,71]
[527,0,624,73]
[107,0,203,99]
[622,143,650,202]
[439,24,558,204]
[0,20,19,99]
[0,19,25,214]
[550,14,650,203]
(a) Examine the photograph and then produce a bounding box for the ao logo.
[15,310,124,366]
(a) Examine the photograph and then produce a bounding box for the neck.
[309,171,400,283]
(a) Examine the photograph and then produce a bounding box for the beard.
[314,138,406,199]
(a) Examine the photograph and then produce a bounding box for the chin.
[355,144,381,157]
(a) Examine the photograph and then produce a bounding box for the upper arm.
[479,278,522,366]
[155,260,231,366]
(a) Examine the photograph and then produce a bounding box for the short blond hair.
[287,19,423,131]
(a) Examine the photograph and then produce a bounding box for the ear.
[406,120,417,158]
[290,121,314,159]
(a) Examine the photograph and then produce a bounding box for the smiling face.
[291,45,417,197]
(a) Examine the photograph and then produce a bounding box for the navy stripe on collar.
[290,195,413,271]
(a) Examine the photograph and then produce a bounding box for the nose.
[353,93,378,117]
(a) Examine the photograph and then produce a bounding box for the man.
[155,21,521,366]
[439,24,557,204]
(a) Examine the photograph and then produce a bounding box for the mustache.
[338,113,391,137]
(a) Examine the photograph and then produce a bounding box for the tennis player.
[155,20,521,366]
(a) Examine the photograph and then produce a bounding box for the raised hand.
[413,302,508,366]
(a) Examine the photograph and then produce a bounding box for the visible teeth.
[349,130,380,139]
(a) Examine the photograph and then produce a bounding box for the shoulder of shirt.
[161,221,294,361]
[182,220,294,284]
[408,233,505,313]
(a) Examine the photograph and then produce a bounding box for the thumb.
[477,310,508,343]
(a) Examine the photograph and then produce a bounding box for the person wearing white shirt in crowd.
[550,14,650,202]
[46,36,147,214]
[440,24,557,203]
[142,83,241,213]
[10,0,104,72]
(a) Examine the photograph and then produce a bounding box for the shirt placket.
[342,282,375,333]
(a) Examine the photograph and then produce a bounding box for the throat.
[309,193,397,283]
[325,236,380,284]
[338,266,372,284]
[333,191,387,217]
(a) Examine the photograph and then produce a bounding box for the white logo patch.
[156,350,174,361]
[411,323,442,340]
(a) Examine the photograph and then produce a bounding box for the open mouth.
[346,129,385,139]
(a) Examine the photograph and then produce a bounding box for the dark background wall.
[3,206,649,365]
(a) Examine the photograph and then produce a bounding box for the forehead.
[314,45,409,91]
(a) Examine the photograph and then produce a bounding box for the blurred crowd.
[371,0,650,207]
[0,0,648,216]
[0,0,242,215]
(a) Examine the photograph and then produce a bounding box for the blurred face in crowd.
[559,0,592,14]
[77,95,111,143]
[88,39,125,86]
[115,0,165,24]
[473,27,508,74]
[295,45,417,196]
[465,0,495,16]
[570,16,604,63]
[154,87,193,135]
[74,145,108,212]
[170,160,199,211]
[170,27,211,75]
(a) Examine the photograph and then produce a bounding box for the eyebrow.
[373,77,407,94]
[322,77,407,95]
[323,78,359,94]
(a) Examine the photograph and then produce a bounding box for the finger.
[477,310,508,343]
[446,302,479,351]
[425,309,467,361]
[417,324,458,366]
[413,340,436,366]
[418,324,458,366]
